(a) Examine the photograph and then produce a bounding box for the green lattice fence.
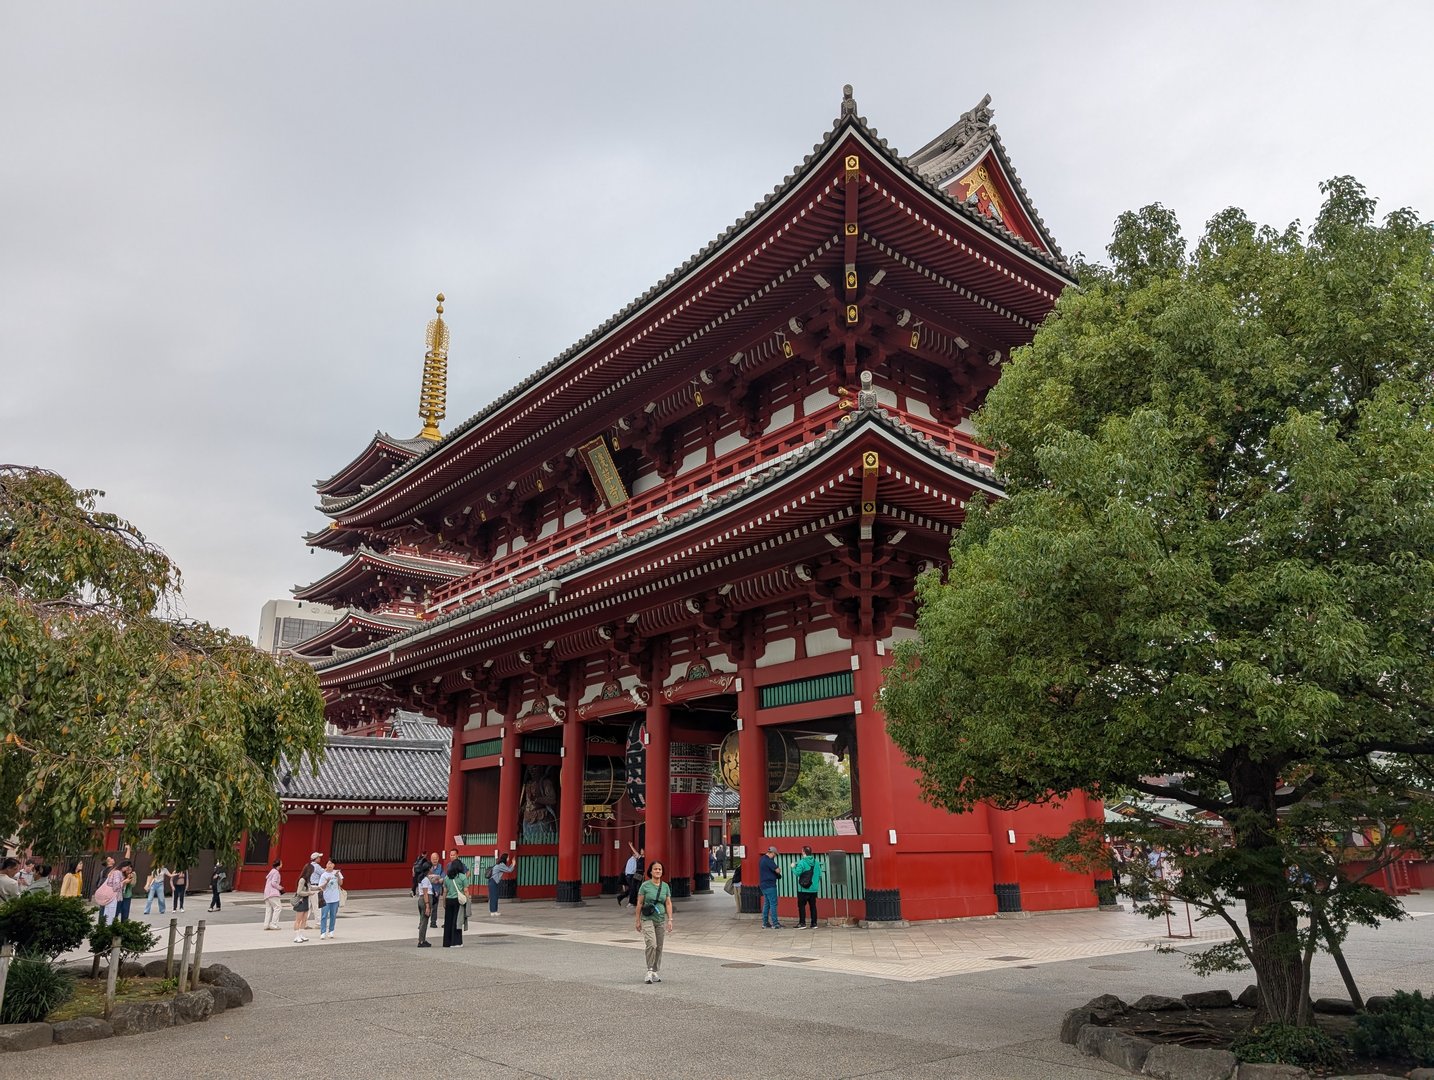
[763,817,862,838]
[766,851,866,901]
[516,854,558,887]
[463,739,502,759]
[759,671,854,708]
[582,854,599,884]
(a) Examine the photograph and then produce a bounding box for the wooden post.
[190,920,206,990]
[104,935,120,1017]
[178,926,193,994]
[165,918,178,978]
[0,943,13,1014]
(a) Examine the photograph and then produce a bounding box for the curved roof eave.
[319,103,1067,524]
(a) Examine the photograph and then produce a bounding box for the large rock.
[1364,995,1393,1013]
[1312,997,1356,1015]
[1406,1070,1434,1080]
[51,1016,113,1044]
[1143,1044,1237,1080]
[143,959,171,978]
[1133,994,1189,1011]
[210,985,245,1010]
[1237,985,1261,1009]
[0,1024,54,1052]
[1084,993,1129,1023]
[1236,1065,1308,1080]
[1061,1008,1098,1044]
[1077,1026,1154,1072]
[172,989,214,1024]
[1182,989,1235,1009]
[118,960,147,978]
[109,1001,175,1036]
[199,964,252,1005]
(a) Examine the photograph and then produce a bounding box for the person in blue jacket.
[758,845,783,929]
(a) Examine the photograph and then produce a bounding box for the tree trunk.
[1231,756,1309,1026]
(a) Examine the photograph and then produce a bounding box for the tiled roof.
[279,731,450,805]
[390,711,450,742]
[709,786,739,811]
[315,405,1003,677]
[313,89,1069,521]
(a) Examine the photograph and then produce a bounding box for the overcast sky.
[4,2,1431,642]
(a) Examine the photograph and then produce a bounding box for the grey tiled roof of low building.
[390,711,451,742]
[279,730,449,805]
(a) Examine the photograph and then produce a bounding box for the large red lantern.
[625,719,715,817]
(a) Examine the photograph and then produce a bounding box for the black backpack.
[798,860,814,889]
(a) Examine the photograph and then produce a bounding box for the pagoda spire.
[417,293,449,442]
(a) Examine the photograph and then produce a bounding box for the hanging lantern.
[717,729,802,794]
[625,719,717,816]
[582,756,626,808]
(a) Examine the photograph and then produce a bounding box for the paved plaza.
[32,888,1434,1078]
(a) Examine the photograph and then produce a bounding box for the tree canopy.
[883,178,1434,1024]
[0,465,326,866]
[781,752,851,820]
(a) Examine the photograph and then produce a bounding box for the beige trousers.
[641,920,666,972]
[263,896,283,928]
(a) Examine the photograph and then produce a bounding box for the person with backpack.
[208,863,226,911]
[93,860,124,924]
[793,845,822,928]
[411,851,431,895]
[442,860,470,948]
[634,859,674,984]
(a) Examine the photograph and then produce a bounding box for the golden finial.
[418,292,448,441]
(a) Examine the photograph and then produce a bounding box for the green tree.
[883,179,1434,1026]
[0,465,326,866]
[780,752,851,819]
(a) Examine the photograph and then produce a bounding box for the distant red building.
[294,89,1102,922]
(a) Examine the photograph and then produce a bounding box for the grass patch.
[47,975,176,1022]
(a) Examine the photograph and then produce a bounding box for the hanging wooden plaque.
[578,435,629,509]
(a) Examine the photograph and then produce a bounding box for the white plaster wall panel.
[510,535,527,552]
[678,446,709,475]
[494,542,509,560]
[632,471,662,495]
[905,397,934,421]
[769,404,795,430]
[957,417,976,436]
[714,432,746,457]
[885,626,919,646]
[876,385,898,407]
[756,637,797,668]
[538,517,558,539]
[563,508,584,528]
[805,627,848,657]
[803,388,838,414]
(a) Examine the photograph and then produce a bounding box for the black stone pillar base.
[863,887,903,922]
[693,872,712,894]
[994,882,1022,913]
[555,879,585,906]
[499,878,517,900]
[599,874,623,896]
[739,884,762,914]
[669,876,692,899]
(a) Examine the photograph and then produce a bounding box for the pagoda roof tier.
[292,547,474,607]
[304,523,388,555]
[313,91,1072,539]
[314,405,1002,694]
[314,432,431,498]
[289,609,419,660]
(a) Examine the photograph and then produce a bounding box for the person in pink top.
[262,859,284,930]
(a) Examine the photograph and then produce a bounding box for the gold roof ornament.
[417,293,449,441]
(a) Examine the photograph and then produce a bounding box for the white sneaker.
[644,971,654,984]
[320,932,327,939]
[652,973,661,982]
[293,936,304,943]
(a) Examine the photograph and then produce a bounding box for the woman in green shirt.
[443,861,470,948]
[633,860,674,984]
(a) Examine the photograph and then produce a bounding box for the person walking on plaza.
[759,845,783,928]
[317,859,344,939]
[442,860,469,948]
[170,866,187,910]
[621,844,644,907]
[143,863,170,914]
[488,853,515,916]
[116,860,136,921]
[0,858,21,901]
[634,859,674,984]
[428,851,444,928]
[291,865,313,943]
[60,860,83,898]
[262,859,284,930]
[94,860,124,924]
[793,845,822,928]
[416,865,435,947]
[207,863,225,911]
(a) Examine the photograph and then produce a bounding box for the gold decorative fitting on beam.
[844,153,860,179]
[845,303,859,325]
[844,222,859,236]
[417,293,449,441]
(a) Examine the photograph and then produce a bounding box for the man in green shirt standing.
[794,845,822,928]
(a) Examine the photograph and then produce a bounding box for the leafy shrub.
[88,915,158,962]
[158,976,179,994]
[0,892,94,958]
[1352,990,1434,1065]
[1232,1023,1347,1068]
[0,957,75,1024]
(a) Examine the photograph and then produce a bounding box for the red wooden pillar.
[853,636,903,922]
[988,805,1022,913]
[444,728,466,850]
[643,699,671,874]
[496,719,520,861]
[556,708,586,905]
[736,661,764,914]
[693,804,712,892]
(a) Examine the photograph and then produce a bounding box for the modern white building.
[256,598,343,655]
